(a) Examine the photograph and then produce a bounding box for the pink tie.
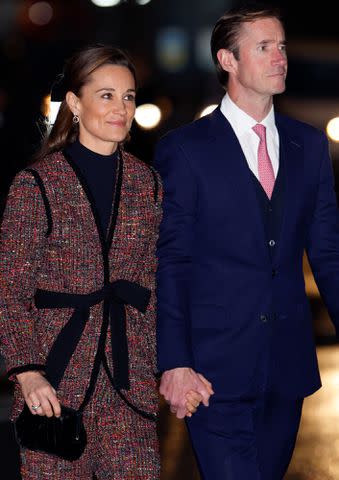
[252,124,275,199]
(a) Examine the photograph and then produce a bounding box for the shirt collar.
[220,93,276,136]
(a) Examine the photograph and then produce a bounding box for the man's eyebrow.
[257,39,287,45]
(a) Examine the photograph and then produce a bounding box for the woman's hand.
[185,390,203,417]
[16,371,61,417]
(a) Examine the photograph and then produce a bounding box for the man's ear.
[217,49,237,75]
[65,91,80,116]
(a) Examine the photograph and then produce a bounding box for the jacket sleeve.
[306,133,339,333]
[0,170,49,380]
[154,135,198,372]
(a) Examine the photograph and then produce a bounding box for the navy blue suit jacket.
[155,107,339,398]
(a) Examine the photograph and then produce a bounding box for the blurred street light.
[49,101,61,125]
[326,117,339,142]
[91,0,121,6]
[42,94,61,125]
[135,103,161,129]
[198,104,218,118]
[28,1,53,26]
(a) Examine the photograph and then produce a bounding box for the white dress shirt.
[220,93,280,179]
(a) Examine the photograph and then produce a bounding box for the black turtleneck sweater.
[65,140,118,235]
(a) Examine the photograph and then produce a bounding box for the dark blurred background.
[1,0,339,203]
[1,0,339,478]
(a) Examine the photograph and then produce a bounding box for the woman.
[0,44,163,479]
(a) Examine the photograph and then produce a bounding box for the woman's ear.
[65,91,80,116]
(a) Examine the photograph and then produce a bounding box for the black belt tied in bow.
[35,280,151,392]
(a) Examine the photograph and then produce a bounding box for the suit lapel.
[207,108,270,263]
[274,115,304,265]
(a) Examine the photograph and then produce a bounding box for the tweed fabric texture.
[0,148,162,418]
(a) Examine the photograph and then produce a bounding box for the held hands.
[16,371,61,418]
[185,390,203,418]
[160,367,214,419]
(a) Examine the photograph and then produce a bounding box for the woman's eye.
[124,94,136,101]
[102,93,112,99]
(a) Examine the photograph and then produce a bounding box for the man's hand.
[16,371,61,418]
[160,367,214,419]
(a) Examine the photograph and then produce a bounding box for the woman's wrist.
[16,370,44,384]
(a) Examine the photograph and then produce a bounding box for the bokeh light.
[42,95,61,125]
[326,117,339,142]
[28,1,53,26]
[91,0,121,6]
[195,28,214,71]
[156,27,189,72]
[41,94,50,117]
[49,101,61,125]
[135,103,161,130]
[198,104,218,118]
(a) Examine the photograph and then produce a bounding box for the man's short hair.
[210,4,283,88]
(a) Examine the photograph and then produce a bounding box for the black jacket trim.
[148,166,159,204]
[106,153,123,254]
[102,355,157,422]
[8,364,45,379]
[25,168,53,237]
[62,150,109,260]
[62,150,123,280]
[62,149,153,420]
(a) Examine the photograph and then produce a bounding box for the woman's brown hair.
[36,44,137,161]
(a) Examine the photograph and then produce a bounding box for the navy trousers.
[186,392,303,480]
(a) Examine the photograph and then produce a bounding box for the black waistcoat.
[250,156,285,263]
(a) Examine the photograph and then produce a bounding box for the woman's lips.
[107,120,126,127]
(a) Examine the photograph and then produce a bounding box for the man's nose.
[272,48,287,65]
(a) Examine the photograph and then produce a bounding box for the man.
[155,4,339,480]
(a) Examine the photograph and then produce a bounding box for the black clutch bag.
[14,404,87,461]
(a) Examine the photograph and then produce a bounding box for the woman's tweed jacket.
[0,148,162,419]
